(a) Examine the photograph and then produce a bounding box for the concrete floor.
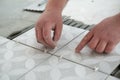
[0,0,41,37]
[63,0,120,24]
[0,0,120,38]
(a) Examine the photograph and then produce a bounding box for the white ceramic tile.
[0,36,9,45]
[0,40,52,80]
[14,25,85,52]
[53,31,120,74]
[14,28,45,51]
[19,56,107,80]
[106,76,120,80]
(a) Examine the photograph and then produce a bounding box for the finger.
[88,36,99,50]
[42,23,56,48]
[53,22,63,42]
[95,40,107,53]
[105,41,116,53]
[75,31,93,53]
[35,25,49,47]
[35,25,43,43]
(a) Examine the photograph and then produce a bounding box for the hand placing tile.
[53,31,120,74]
[19,56,107,80]
[49,25,86,53]
[0,40,52,80]
[14,25,85,53]
[14,28,46,51]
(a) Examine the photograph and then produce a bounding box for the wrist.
[114,13,120,20]
[44,8,62,15]
[44,0,67,15]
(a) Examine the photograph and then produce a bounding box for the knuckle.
[105,48,112,53]
[79,42,85,47]
[83,35,89,41]
[95,47,103,53]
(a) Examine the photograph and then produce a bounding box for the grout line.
[14,31,87,80]
[17,53,55,80]
[13,29,110,77]
[49,30,87,54]
[16,33,83,80]
[13,29,86,54]
[105,75,110,80]
[14,30,108,79]
[46,30,111,75]
[63,57,110,75]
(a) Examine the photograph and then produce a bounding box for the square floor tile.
[19,56,107,80]
[0,40,52,80]
[53,31,120,74]
[14,25,85,52]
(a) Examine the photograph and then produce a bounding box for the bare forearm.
[45,0,68,13]
[115,13,120,20]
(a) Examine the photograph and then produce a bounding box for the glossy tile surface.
[0,40,51,80]
[19,56,107,80]
[14,25,85,52]
[53,31,120,74]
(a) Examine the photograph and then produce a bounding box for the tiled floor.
[52,32,120,74]
[0,0,120,80]
[13,24,120,74]
[0,26,120,80]
[19,56,107,80]
[0,37,53,80]
[14,25,85,52]
[12,24,120,80]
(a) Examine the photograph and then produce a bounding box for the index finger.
[75,31,93,53]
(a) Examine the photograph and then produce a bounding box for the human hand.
[35,10,63,48]
[76,14,120,53]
